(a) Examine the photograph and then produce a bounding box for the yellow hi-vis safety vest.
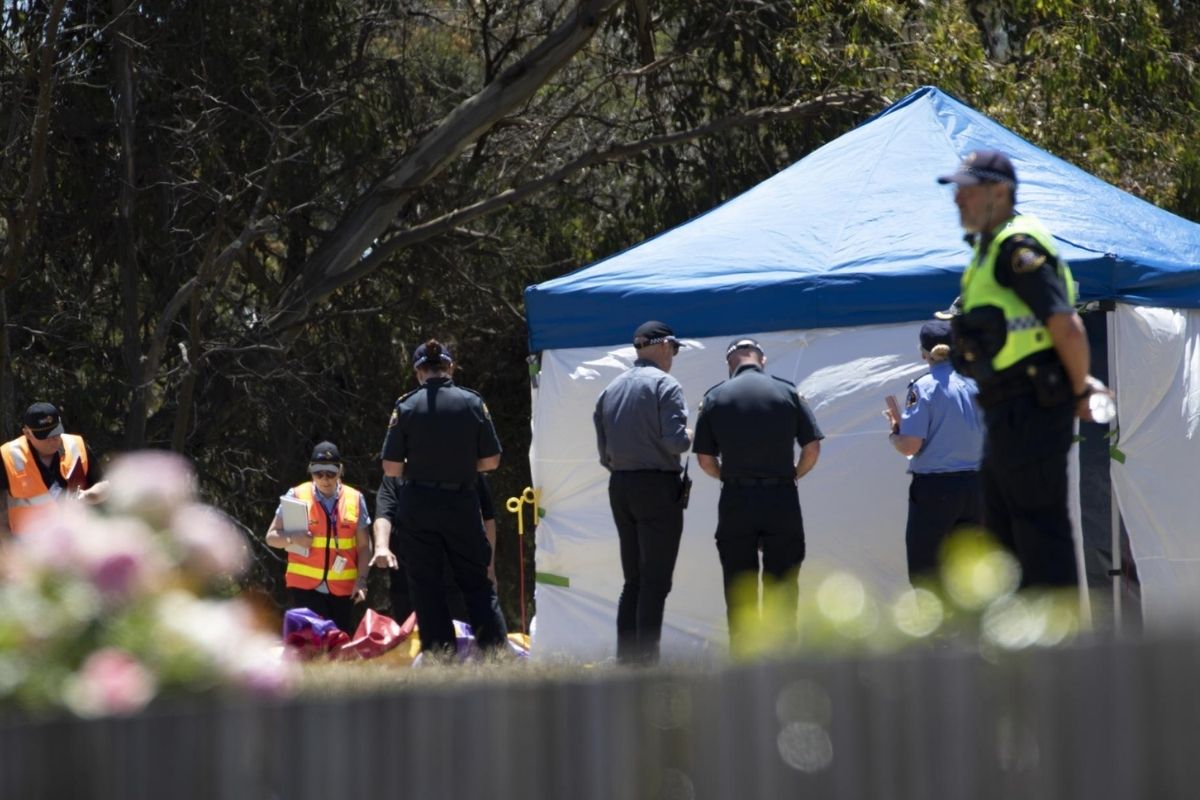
[0,434,89,534]
[284,482,362,596]
[960,214,1077,373]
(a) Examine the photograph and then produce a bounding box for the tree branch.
[268,0,624,336]
[311,90,879,297]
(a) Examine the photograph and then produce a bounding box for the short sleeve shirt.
[0,438,101,494]
[898,362,984,474]
[692,364,823,479]
[993,230,1073,322]
[381,377,502,484]
[274,482,371,526]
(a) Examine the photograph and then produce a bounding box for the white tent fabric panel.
[531,322,956,659]
[1111,304,1200,626]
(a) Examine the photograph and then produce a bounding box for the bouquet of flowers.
[0,451,294,717]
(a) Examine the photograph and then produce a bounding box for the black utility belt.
[723,477,794,487]
[978,357,1069,410]
[400,479,472,491]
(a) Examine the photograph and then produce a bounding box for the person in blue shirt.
[883,321,984,585]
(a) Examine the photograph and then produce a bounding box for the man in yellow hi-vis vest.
[0,402,107,538]
[937,150,1111,589]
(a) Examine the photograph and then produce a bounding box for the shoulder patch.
[1011,245,1047,274]
[906,386,918,408]
[387,408,399,429]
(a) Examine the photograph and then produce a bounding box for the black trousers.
[394,483,507,654]
[289,588,356,634]
[905,471,983,585]
[608,470,684,664]
[982,393,1077,588]
[715,483,805,646]
[386,544,469,626]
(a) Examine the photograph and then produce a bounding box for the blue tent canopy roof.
[524,86,1200,352]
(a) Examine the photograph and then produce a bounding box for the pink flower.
[76,517,168,602]
[63,648,158,717]
[169,504,249,579]
[105,451,197,528]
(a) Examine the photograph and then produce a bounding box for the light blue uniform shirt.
[899,362,983,474]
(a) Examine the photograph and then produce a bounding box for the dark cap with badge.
[412,340,454,368]
[308,441,342,474]
[633,320,681,350]
[23,402,64,440]
[937,150,1017,187]
[919,320,953,352]
[725,337,764,358]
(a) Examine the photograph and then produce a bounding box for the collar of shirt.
[632,358,659,369]
[312,483,341,504]
[733,363,763,377]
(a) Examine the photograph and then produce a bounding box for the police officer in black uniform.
[370,339,507,655]
[373,472,497,625]
[937,150,1110,588]
[692,338,823,648]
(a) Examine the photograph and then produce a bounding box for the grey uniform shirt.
[594,359,690,473]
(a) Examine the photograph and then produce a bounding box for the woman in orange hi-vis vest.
[0,402,107,537]
[265,441,371,633]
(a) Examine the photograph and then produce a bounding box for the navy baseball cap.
[308,441,342,473]
[937,150,1017,187]
[633,320,680,348]
[23,402,64,439]
[412,341,454,368]
[725,337,764,358]
[919,320,953,352]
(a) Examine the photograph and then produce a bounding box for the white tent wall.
[1112,304,1200,626]
[530,322,1087,658]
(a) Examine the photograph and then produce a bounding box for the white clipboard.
[279,495,311,556]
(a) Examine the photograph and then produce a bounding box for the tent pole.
[1108,308,1123,632]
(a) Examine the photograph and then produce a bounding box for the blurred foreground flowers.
[0,451,294,717]
[731,528,1085,660]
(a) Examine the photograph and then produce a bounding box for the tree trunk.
[112,0,145,448]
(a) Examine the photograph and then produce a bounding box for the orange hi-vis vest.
[284,482,362,596]
[1,434,89,535]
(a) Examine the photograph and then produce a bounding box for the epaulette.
[696,380,726,415]
[456,385,484,399]
[395,387,420,406]
[770,374,798,389]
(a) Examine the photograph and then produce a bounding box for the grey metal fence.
[3,635,1199,799]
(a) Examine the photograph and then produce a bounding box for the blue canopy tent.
[525,86,1200,352]
[522,88,1200,657]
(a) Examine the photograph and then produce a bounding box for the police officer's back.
[693,338,823,646]
[374,339,507,655]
